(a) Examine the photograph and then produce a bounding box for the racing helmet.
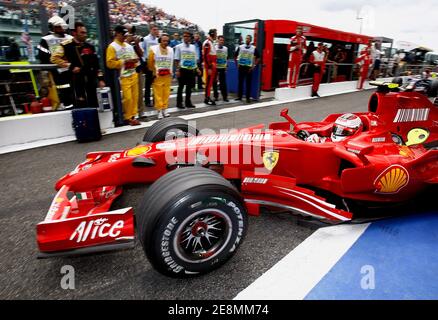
[331,113,363,142]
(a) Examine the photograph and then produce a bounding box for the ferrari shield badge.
[263,151,279,171]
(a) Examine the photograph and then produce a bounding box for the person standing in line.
[141,24,159,109]
[192,32,204,90]
[391,51,401,77]
[124,24,145,117]
[355,46,372,90]
[213,35,229,102]
[370,42,382,80]
[234,34,260,103]
[174,31,201,109]
[147,34,173,119]
[106,25,140,126]
[51,22,105,109]
[170,33,182,48]
[38,16,73,109]
[287,26,307,88]
[202,29,218,105]
[309,42,326,97]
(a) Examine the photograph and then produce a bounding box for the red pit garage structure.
[224,19,373,91]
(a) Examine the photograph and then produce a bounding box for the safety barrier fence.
[292,62,360,88]
[294,62,430,87]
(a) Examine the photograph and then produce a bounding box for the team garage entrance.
[224,19,372,91]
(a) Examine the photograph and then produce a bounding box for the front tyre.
[137,167,248,277]
[142,117,198,142]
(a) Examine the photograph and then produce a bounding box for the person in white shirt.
[174,31,201,109]
[142,24,159,108]
[309,43,326,97]
[213,35,229,102]
[370,43,382,80]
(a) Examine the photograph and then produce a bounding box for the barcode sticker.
[393,108,430,123]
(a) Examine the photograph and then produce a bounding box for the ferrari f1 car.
[36,83,438,277]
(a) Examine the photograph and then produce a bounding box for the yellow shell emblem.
[126,145,152,157]
[374,165,409,194]
[263,151,279,171]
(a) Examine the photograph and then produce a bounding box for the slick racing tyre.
[137,167,248,277]
[428,79,438,98]
[143,117,199,142]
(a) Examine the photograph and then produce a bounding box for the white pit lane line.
[234,223,370,300]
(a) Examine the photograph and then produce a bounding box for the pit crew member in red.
[310,42,326,97]
[287,26,307,88]
[355,46,372,90]
[202,29,218,106]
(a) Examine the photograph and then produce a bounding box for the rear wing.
[369,81,400,93]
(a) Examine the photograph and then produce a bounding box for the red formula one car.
[36,83,438,277]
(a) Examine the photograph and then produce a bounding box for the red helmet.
[331,113,363,142]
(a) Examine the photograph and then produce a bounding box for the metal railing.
[296,62,358,86]
[295,61,429,86]
[0,63,59,117]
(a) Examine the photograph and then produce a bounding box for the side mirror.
[280,108,297,128]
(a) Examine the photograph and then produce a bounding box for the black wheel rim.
[174,209,232,264]
[165,128,196,141]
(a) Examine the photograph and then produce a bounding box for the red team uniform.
[287,32,307,88]
[203,35,217,104]
[355,48,372,90]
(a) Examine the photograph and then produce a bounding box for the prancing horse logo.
[263,151,279,171]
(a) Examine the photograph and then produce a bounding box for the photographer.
[124,24,145,118]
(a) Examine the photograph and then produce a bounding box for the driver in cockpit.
[303,113,364,143]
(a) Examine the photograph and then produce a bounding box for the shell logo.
[374,165,409,194]
[125,145,152,157]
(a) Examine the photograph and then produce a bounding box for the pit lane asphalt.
[0,90,371,299]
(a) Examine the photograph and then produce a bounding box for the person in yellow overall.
[147,34,174,119]
[106,25,141,126]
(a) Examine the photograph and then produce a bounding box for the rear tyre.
[142,117,198,142]
[428,79,438,97]
[137,167,248,277]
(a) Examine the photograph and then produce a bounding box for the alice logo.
[70,218,124,243]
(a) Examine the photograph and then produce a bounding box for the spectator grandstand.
[0,0,201,61]
[1,0,200,30]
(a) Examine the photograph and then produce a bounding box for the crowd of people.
[104,26,259,124]
[37,17,260,126]
[286,26,404,97]
[108,0,199,30]
[1,0,200,31]
[37,20,396,127]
